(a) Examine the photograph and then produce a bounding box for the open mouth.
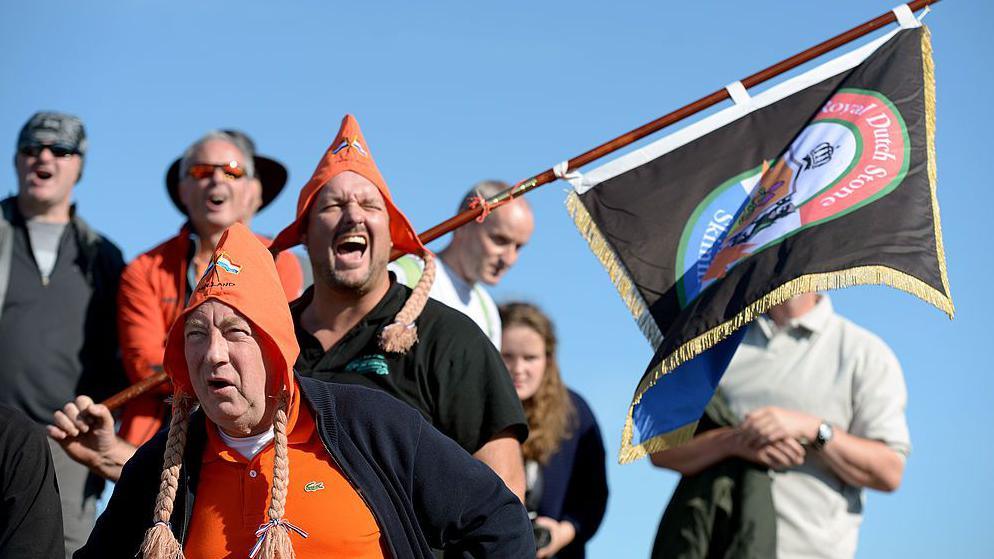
[34,169,53,180]
[334,234,368,260]
[207,193,228,208]
[207,378,236,391]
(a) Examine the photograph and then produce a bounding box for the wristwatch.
[812,421,834,450]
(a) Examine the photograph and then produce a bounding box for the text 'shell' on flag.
[565,20,953,463]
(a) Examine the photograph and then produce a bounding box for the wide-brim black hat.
[165,135,288,216]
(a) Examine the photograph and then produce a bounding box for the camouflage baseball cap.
[17,111,88,156]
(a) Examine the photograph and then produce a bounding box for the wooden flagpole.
[401,0,939,252]
[104,0,938,411]
[102,371,169,411]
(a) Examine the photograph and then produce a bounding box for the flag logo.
[332,136,368,157]
[677,89,909,305]
[214,253,242,275]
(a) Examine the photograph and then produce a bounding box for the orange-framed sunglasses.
[187,160,247,180]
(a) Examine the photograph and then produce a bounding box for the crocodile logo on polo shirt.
[304,481,325,492]
[344,354,390,376]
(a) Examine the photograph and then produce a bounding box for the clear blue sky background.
[2,1,990,556]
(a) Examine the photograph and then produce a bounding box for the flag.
[565,21,953,463]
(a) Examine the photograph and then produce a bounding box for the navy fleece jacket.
[76,375,533,558]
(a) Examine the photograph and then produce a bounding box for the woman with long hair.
[499,302,609,559]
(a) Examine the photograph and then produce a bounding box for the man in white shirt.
[392,180,535,349]
[651,293,910,559]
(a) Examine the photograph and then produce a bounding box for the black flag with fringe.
[566,24,953,463]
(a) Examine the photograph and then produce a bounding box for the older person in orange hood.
[270,115,528,502]
[75,223,533,559]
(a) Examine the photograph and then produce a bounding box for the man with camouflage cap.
[0,111,126,557]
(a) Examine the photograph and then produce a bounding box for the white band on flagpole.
[724,81,751,106]
[571,24,904,195]
[892,4,920,29]
[554,160,585,189]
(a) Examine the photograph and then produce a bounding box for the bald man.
[391,180,535,349]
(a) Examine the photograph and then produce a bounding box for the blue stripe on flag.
[633,328,745,445]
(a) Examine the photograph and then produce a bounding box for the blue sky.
[2,1,991,556]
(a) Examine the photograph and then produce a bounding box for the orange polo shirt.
[184,391,387,558]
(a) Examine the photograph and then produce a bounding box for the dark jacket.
[76,376,535,558]
[537,390,608,558]
[0,196,126,407]
[0,196,123,321]
[0,405,63,559]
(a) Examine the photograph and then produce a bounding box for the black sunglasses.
[18,144,79,158]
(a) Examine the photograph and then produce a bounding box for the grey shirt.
[25,219,67,283]
[719,295,910,559]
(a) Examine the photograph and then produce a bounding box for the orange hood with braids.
[162,222,300,401]
[148,223,306,559]
[270,114,426,257]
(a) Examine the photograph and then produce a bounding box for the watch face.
[818,422,834,443]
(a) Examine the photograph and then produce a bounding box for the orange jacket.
[116,225,303,446]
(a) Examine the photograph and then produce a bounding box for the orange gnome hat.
[164,222,299,400]
[270,114,424,256]
[271,114,435,354]
[142,223,304,559]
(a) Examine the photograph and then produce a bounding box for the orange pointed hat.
[163,222,299,400]
[271,114,436,354]
[270,114,425,256]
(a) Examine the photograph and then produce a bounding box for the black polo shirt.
[291,279,527,454]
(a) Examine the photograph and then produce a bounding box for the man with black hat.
[115,130,304,449]
[0,111,126,557]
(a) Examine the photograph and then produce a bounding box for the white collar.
[757,294,833,339]
[217,426,275,460]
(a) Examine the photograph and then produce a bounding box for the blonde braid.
[140,395,194,559]
[258,392,295,559]
[379,251,436,353]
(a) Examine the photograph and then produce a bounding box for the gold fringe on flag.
[566,191,665,347]
[619,265,954,463]
[575,27,954,465]
[922,26,954,308]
